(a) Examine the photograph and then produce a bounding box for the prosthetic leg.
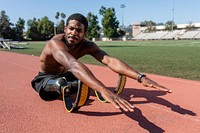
[95,74,127,102]
[43,74,126,113]
[44,77,90,112]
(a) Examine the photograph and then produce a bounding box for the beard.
[68,35,78,41]
[66,35,80,48]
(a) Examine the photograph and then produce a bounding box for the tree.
[86,12,100,40]
[13,17,25,40]
[60,13,66,20]
[118,28,126,37]
[57,13,66,34]
[157,22,164,26]
[55,12,60,22]
[141,20,156,33]
[165,21,176,31]
[54,12,60,34]
[0,10,13,38]
[99,6,119,39]
[37,16,54,40]
[186,22,196,31]
[26,18,40,40]
[57,19,65,33]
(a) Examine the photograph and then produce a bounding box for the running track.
[0,51,200,133]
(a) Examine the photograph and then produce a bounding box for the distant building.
[177,22,200,29]
[132,22,200,37]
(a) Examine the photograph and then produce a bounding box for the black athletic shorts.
[31,72,77,100]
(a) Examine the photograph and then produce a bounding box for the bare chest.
[68,45,88,59]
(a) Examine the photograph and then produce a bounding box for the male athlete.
[31,13,172,112]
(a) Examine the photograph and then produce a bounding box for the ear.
[84,31,87,36]
[64,26,67,32]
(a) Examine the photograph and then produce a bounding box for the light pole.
[172,0,175,31]
[54,24,57,35]
[120,4,126,27]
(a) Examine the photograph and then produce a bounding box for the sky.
[1,0,200,28]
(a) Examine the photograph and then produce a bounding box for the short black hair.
[66,13,88,32]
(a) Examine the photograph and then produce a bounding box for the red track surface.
[0,51,200,133]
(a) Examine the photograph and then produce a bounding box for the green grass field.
[1,40,200,81]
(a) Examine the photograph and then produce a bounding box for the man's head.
[64,13,88,45]
[66,13,88,32]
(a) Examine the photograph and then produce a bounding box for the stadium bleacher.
[133,30,200,40]
[162,30,181,40]
[194,31,200,39]
[132,22,200,40]
[179,30,200,39]
[142,32,168,40]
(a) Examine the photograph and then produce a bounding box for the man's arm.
[91,49,172,93]
[48,40,134,111]
[49,40,106,91]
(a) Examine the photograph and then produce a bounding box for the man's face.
[64,20,86,45]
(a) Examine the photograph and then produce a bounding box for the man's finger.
[110,99,120,109]
[115,98,134,112]
[158,85,172,93]
[151,84,172,93]
[121,99,134,111]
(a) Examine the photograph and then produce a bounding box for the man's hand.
[101,89,134,112]
[141,77,172,93]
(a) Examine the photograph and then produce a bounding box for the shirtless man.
[31,13,172,112]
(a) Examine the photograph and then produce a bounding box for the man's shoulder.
[82,39,97,47]
[47,34,66,46]
[81,39,100,54]
[51,34,65,41]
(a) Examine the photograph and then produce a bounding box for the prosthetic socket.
[44,77,78,95]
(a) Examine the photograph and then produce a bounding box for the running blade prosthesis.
[63,74,126,112]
